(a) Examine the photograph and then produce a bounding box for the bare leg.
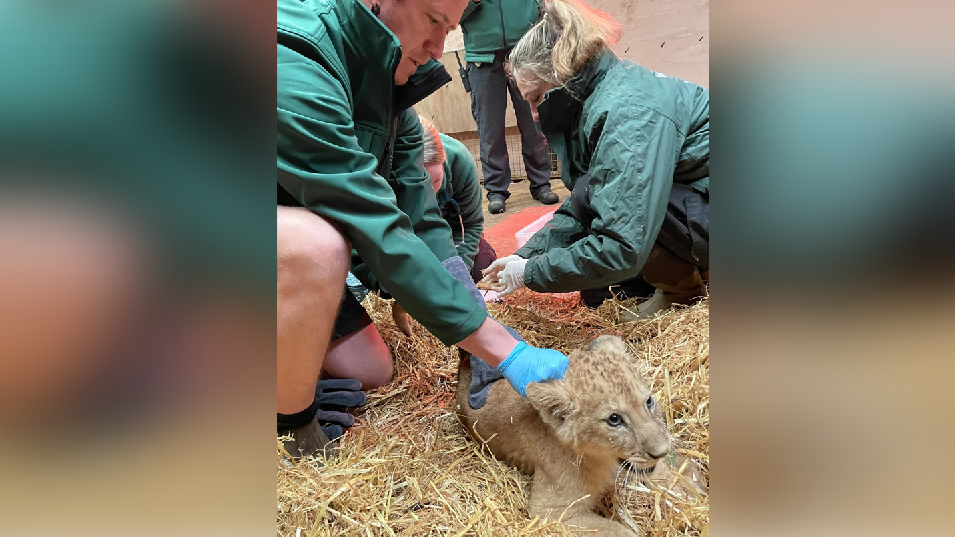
[0,199,149,424]
[322,324,395,390]
[276,207,349,415]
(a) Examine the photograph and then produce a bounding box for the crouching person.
[419,116,498,283]
[482,0,709,319]
[277,0,568,460]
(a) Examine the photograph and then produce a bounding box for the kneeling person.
[419,116,498,283]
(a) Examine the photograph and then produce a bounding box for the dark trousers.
[641,182,710,298]
[469,236,498,283]
[467,50,552,200]
[572,174,709,300]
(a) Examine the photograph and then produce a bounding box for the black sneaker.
[488,195,506,214]
[534,187,559,205]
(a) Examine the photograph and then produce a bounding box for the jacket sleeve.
[277,44,486,345]
[351,110,458,292]
[514,196,587,259]
[460,0,481,23]
[449,149,484,270]
[389,110,458,263]
[523,106,681,292]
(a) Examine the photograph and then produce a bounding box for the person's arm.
[389,110,460,262]
[277,44,484,346]
[522,107,683,293]
[448,143,484,270]
[514,197,588,258]
[458,317,568,396]
[480,193,587,293]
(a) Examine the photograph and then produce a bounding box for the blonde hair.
[508,0,621,89]
[418,115,446,165]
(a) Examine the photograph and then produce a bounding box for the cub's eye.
[606,413,624,427]
[646,396,655,410]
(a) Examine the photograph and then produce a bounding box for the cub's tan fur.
[456,336,670,536]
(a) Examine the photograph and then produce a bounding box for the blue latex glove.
[496,342,569,396]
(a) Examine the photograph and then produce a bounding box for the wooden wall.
[416,0,709,135]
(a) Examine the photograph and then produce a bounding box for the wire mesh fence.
[450,127,561,184]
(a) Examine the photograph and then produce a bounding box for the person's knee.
[361,327,395,389]
[277,207,350,293]
[359,358,394,391]
[324,324,395,390]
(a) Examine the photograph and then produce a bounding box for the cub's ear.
[587,335,631,356]
[526,381,576,430]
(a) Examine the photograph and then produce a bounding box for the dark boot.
[488,194,506,214]
[533,186,559,205]
[280,416,336,462]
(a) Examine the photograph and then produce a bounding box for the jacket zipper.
[498,1,507,49]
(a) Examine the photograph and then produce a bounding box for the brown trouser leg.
[640,246,707,302]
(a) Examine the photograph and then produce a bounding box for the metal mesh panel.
[450,128,560,184]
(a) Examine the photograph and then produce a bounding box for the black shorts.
[331,287,373,341]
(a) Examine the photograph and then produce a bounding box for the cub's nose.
[647,444,669,460]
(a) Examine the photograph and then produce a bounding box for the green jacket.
[459,0,540,63]
[277,0,487,345]
[435,134,484,270]
[515,52,709,292]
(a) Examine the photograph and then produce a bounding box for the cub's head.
[525,335,670,472]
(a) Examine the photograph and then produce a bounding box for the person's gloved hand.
[490,258,528,296]
[314,378,367,441]
[496,342,569,396]
[480,254,524,282]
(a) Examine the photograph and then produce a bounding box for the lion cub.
[456,335,670,536]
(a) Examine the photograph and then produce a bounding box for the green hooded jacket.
[434,134,484,270]
[277,0,487,345]
[458,0,540,63]
[515,51,709,292]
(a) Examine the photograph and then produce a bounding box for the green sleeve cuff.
[463,52,495,64]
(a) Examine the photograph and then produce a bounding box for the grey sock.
[441,256,486,313]
[440,256,508,409]
[466,325,520,409]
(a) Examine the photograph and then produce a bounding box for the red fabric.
[482,206,558,257]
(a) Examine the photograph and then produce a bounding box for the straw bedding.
[278,290,709,536]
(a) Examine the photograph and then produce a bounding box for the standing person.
[419,116,498,282]
[459,0,559,214]
[277,0,569,459]
[481,0,709,319]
